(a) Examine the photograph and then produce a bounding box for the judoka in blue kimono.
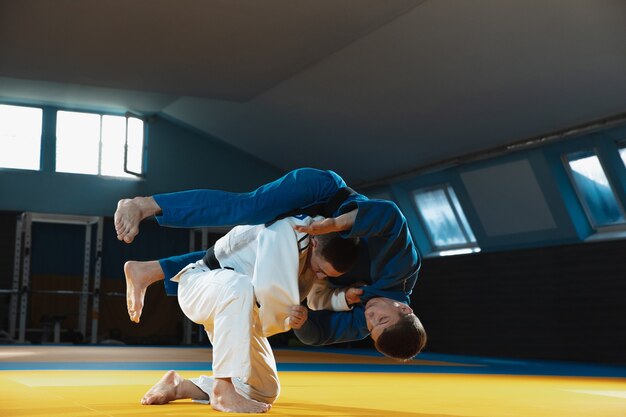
[115,168,425,360]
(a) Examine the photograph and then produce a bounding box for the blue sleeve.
[159,250,205,295]
[153,168,346,228]
[293,306,369,345]
[341,199,421,304]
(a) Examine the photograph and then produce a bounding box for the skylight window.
[566,150,625,228]
[413,185,479,253]
[0,104,43,170]
[56,111,144,178]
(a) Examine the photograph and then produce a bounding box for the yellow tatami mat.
[1,370,626,417]
[1,346,625,416]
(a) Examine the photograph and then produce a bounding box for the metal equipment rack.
[8,212,103,344]
[183,227,211,345]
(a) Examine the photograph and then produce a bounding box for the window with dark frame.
[565,150,626,229]
[413,185,480,255]
[56,110,144,178]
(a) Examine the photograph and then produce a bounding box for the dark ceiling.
[1,0,625,184]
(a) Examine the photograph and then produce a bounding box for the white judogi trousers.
[171,216,351,404]
[176,262,280,404]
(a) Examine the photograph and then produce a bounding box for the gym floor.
[1,345,625,416]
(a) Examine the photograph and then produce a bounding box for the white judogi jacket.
[176,215,352,338]
[172,215,353,404]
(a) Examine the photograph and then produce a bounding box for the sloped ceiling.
[1,0,626,184]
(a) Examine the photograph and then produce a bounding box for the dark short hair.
[314,233,360,273]
[374,313,427,361]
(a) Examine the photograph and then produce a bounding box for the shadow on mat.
[275,402,474,417]
[92,401,476,417]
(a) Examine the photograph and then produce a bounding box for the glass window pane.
[414,188,468,247]
[447,186,477,243]
[101,115,131,177]
[568,152,625,227]
[0,104,42,170]
[126,117,144,174]
[56,111,100,175]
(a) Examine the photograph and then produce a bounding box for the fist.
[289,305,308,329]
[345,288,364,305]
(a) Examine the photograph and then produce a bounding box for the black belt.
[202,246,223,270]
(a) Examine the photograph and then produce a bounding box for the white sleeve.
[251,220,301,337]
[306,281,352,312]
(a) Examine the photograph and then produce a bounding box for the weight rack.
[6,212,103,344]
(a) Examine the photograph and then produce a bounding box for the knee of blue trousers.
[289,167,345,189]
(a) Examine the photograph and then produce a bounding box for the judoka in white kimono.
[143,215,356,410]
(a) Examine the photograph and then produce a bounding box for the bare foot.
[114,197,160,243]
[212,378,271,413]
[125,260,164,323]
[141,370,184,405]
[142,371,209,405]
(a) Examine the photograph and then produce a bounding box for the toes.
[117,228,128,241]
[117,224,135,243]
[127,226,138,240]
[128,309,140,323]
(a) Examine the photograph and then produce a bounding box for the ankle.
[134,196,161,218]
[179,380,209,401]
[212,378,233,396]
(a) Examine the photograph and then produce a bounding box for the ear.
[310,236,318,249]
[399,304,413,315]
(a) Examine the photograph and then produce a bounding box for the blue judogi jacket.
[153,168,421,345]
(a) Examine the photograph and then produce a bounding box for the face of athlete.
[309,236,343,280]
[365,297,413,342]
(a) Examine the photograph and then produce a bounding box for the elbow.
[382,200,404,222]
[293,327,324,346]
[377,201,406,234]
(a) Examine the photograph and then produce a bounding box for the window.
[619,143,626,168]
[565,150,625,228]
[56,110,144,178]
[413,185,479,254]
[0,104,43,170]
